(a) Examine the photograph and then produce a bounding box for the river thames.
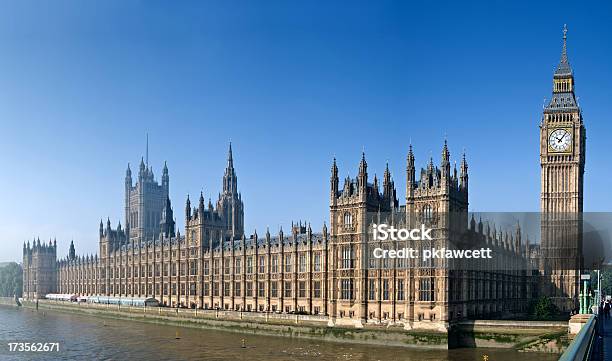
[0,306,558,361]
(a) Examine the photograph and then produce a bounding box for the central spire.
[556,24,572,75]
[227,142,234,169]
[223,142,237,194]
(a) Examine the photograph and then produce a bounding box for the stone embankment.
[17,299,568,352]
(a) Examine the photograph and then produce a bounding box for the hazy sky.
[1,1,611,263]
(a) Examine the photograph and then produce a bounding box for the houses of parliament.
[22,28,585,331]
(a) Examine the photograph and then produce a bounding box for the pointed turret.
[162,161,169,192]
[441,140,450,179]
[460,151,468,190]
[139,157,146,177]
[69,240,75,260]
[383,162,391,197]
[125,163,132,185]
[185,195,191,220]
[358,152,367,175]
[358,152,367,193]
[199,191,205,213]
[406,144,415,195]
[160,196,175,238]
[373,174,379,193]
[331,157,339,199]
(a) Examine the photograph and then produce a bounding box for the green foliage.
[600,269,612,296]
[529,296,559,320]
[588,269,612,300]
[0,262,23,297]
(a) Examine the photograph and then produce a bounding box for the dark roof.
[546,92,578,111]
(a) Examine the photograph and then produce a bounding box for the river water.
[0,306,558,361]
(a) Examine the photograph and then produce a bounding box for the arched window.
[191,230,197,245]
[344,212,353,227]
[422,205,433,224]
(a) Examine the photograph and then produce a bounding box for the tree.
[600,269,612,297]
[0,262,23,297]
[530,295,559,320]
[590,268,612,298]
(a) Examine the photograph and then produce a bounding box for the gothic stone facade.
[22,239,57,299]
[25,144,535,332]
[23,29,585,331]
[124,159,169,242]
[328,147,534,330]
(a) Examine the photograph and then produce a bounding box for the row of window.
[449,278,525,301]
[339,278,435,302]
[109,249,189,264]
[339,245,436,270]
[97,281,325,299]
[87,253,325,280]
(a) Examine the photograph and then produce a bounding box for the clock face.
[548,128,572,152]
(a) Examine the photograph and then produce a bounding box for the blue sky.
[1,0,611,262]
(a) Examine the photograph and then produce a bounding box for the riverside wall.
[0,297,18,306]
[17,300,568,352]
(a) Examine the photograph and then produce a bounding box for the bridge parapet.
[559,314,597,361]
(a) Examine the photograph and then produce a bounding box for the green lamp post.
[580,274,591,314]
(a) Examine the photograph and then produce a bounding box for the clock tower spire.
[541,25,585,213]
[539,25,586,313]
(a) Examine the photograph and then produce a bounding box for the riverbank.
[450,319,569,353]
[0,296,18,306]
[18,300,568,352]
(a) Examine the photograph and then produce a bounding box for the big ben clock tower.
[540,25,586,312]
